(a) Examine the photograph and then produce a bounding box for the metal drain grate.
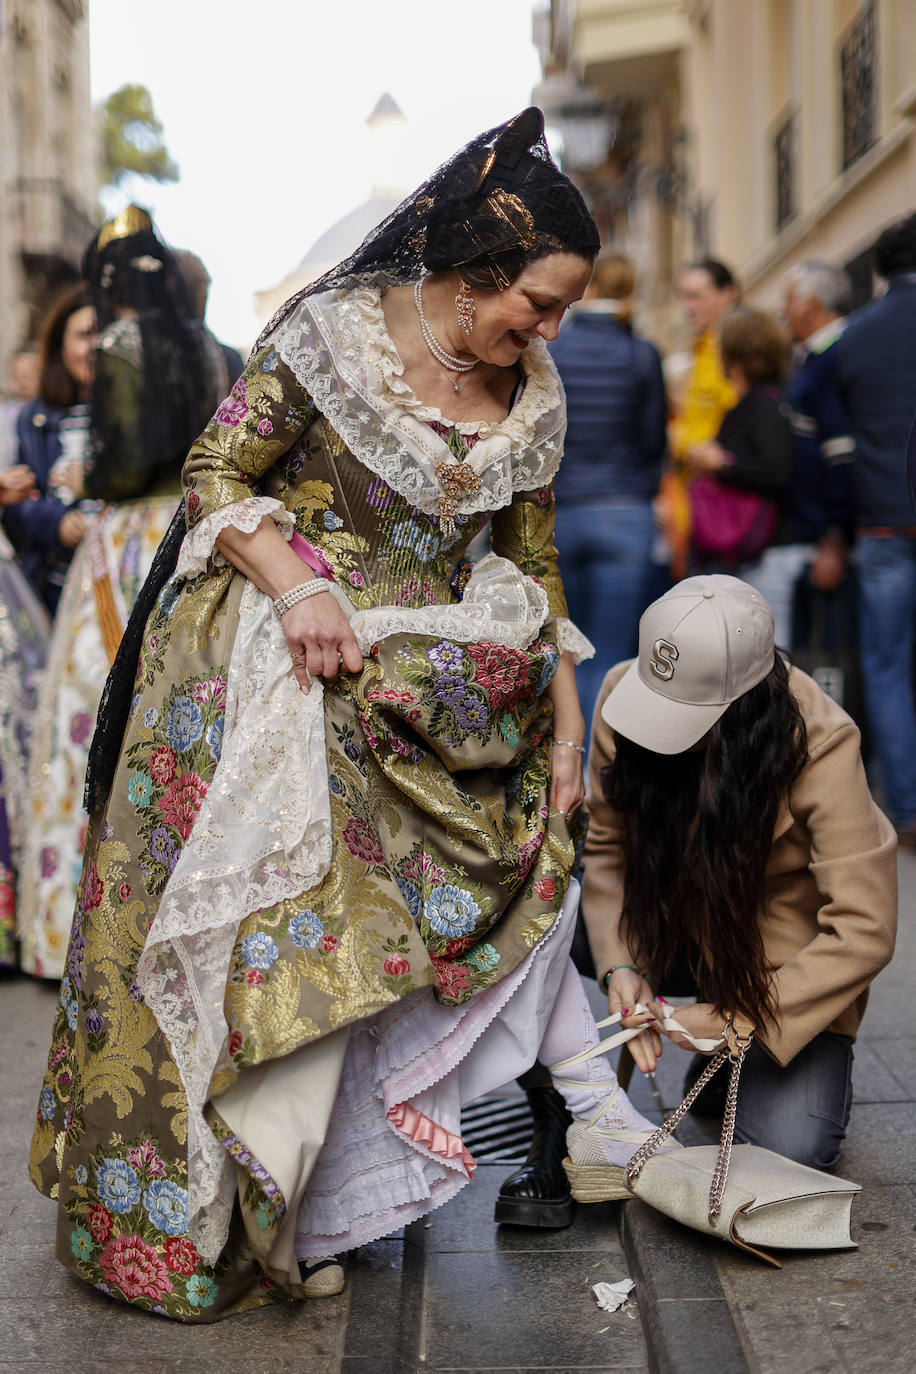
[460,1095,533,1165]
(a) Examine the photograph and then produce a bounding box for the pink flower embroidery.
[228,1030,243,1057]
[87,1203,113,1244]
[99,1233,173,1301]
[127,1140,166,1177]
[384,954,409,976]
[342,817,384,866]
[160,772,208,842]
[163,1236,200,1275]
[517,833,544,880]
[467,642,530,710]
[246,968,263,986]
[256,417,273,437]
[82,863,104,911]
[215,381,248,428]
[192,675,227,707]
[431,956,472,999]
[321,933,338,952]
[149,746,177,788]
[533,876,556,902]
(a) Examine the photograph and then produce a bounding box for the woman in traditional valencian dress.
[30,111,662,1321]
[18,209,224,977]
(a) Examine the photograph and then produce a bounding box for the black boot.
[493,1080,575,1229]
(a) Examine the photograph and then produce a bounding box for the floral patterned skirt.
[17,496,178,978]
[0,547,49,966]
[29,562,583,1320]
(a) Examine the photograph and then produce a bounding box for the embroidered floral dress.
[18,320,218,977]
[0,526,49,965]
[30,288,592,1321]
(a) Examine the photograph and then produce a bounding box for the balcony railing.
[840,2,877,171]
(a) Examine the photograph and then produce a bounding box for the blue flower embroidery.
[467,942,500,972]
[186,1274,218,1308]
[323,510,344,530]
[241,932,279,969]
[75,1165,88,1184]
[143,1178,189,1236]
[144,707,159,728]
[39,1087,55,1121]
[396,877,421,918]
[424,884,481,938]
[206,719,224,763]
[328,773,345,796]
[262,350,279,372]
[498,714,520,748]
[96,1158,141,1214]
[70,1226,93,1261]
[288,911,323,949]
[414,531,441,562]
[391,520,419,551]
[166,696,204,752]
[127,771,153,808]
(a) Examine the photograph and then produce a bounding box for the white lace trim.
[175,497,296,579]
[556,617,595,664]
[270,287,567,521]
[136,579,332,1262]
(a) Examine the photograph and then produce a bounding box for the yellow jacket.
[672,329,737,461]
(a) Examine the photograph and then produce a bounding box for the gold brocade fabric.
[29,344,582,1321]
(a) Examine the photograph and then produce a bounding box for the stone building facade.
[534,0,916,342]
[0,0,97,382]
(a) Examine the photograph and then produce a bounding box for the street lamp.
[532,72,616,172]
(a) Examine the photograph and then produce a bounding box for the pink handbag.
[690,475,779,565]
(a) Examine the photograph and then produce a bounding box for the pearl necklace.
[413,277,479,392]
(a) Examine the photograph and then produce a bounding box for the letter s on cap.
[649,638,679,681]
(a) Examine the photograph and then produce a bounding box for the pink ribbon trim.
[289,530,335,580]
[386,1102,477,1177]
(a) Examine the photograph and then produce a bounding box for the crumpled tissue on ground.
[592,1278,635,1313]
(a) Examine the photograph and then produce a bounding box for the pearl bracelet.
[273,579,332,618]
[553,738,585,754]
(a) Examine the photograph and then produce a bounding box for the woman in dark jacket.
[549,254,667,730]
[6,284,94,612]
[685,308,793,575]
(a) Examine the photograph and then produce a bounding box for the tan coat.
[581,663,898,1065]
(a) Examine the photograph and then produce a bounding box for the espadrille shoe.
[298,1256,345,1297]
[563,1119,657,1203]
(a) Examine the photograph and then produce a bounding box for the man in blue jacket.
[831,213,916,844]
[549,253,667,730]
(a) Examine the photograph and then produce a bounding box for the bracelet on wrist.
[273,579,331,618]
[602,963,646,991]
[553,738,585,754]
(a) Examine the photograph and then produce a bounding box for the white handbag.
[624,1019,861,1266]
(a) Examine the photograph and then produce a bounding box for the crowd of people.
[0,107,901,1328]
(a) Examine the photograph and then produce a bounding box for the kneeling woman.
[582,575,897,1170]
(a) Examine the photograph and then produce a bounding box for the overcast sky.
[89,0,542,350]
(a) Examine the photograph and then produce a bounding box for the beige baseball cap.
[601,575,775,754]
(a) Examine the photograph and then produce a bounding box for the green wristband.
[602,963,641,991]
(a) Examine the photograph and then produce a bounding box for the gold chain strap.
[624,1020,755,1227]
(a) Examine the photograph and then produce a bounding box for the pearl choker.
[413,277,478,391]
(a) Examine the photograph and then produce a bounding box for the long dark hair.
[82,212,221,485]
[600,655,808,1030]
[37,283,93,408]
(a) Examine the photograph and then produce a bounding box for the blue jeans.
[733,1032,854,1170]
[857,534,916,826]
[554,501,656,734]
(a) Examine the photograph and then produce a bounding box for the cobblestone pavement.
[1,854,913,1372]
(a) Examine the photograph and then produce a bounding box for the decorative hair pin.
[129,255,163,272]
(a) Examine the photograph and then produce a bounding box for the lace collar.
[270,286,567,523]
